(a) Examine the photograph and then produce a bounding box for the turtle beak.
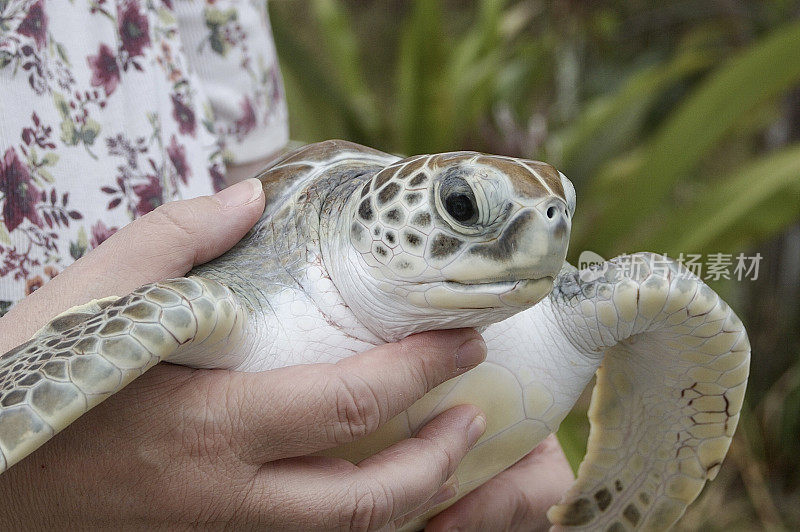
[536,197,570,242]
[507,199,571,279]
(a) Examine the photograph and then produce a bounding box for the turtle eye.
[439,174,479,226]
[445,193,476,223]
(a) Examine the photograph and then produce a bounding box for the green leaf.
[209,32,228,56]
[312,0,380,139]
[70,226,88,259]
[52,92,70,119]
[556,409,590,474]
[553,48,715,180]
[0,301,11,318]
[55,42,70,66]
[37,168,54,183]
[204,7,236,56]
[41,152,59,167]
[157,7,176,25]
[583,20,800,254]
[0,50,12,69]
[397,0,448,153]
[650,143,800,254]
[0,221,11,245]
[81,118,102,145]
[204,7,236,27]
[443,0,509,145]
[271,8,367,143]
[60,118,78,145]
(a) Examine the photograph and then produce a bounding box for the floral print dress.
[0,0,288,314]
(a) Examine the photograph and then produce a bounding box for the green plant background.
[270,1,800,529]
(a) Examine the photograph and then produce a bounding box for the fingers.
[223,328,487,463]
[2,179,264,346]
[247,405,486,530]
[425,434,575,532]
[354,405,485,522]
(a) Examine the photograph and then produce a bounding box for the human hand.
[0,179,488,529]
[425,434,574,531]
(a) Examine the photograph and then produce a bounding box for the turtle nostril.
[546,205,557,219]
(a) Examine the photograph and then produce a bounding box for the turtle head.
[331,151,574,340]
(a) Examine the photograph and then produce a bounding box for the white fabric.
[0,0,288,310]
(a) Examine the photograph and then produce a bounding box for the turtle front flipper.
[547,253,750,531]
[0,276,248,473]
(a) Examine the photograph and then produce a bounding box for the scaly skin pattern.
[546,253,750,531]
[0,277,247,473]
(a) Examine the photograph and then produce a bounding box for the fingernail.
[214,178,262,207]
[456,337,486,369]
[467,414,487,449]
[429,483,458,508]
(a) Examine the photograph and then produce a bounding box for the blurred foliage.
[270,1,800,529]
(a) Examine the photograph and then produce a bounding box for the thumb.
[3,178,264,342]
[96,177,265,281]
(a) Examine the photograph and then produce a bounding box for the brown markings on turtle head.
[392,258,413,271]
[403,229,423,248]
[374,244,389,258]
[377,182,401,205]
[494,158,544,198]
[409,172,428,187]
[372,154,426,190]
[429,233,463,259]
[372,167,395,190]
[358,198,374,222]
[411,212,431,228]
[382,207,405,225]
[481,157,564,201]
[395,156,426,179]
[522,159,565,199]
[429,152,474,168]
[404,192,422,206]
[469,209,533,261]
[350,222,366,243]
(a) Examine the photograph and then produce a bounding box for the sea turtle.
[0,140,749,530]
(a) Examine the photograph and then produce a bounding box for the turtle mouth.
[444,277,546,292]
[407,276,555,309]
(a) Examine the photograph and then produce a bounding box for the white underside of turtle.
[0,140,750,531]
